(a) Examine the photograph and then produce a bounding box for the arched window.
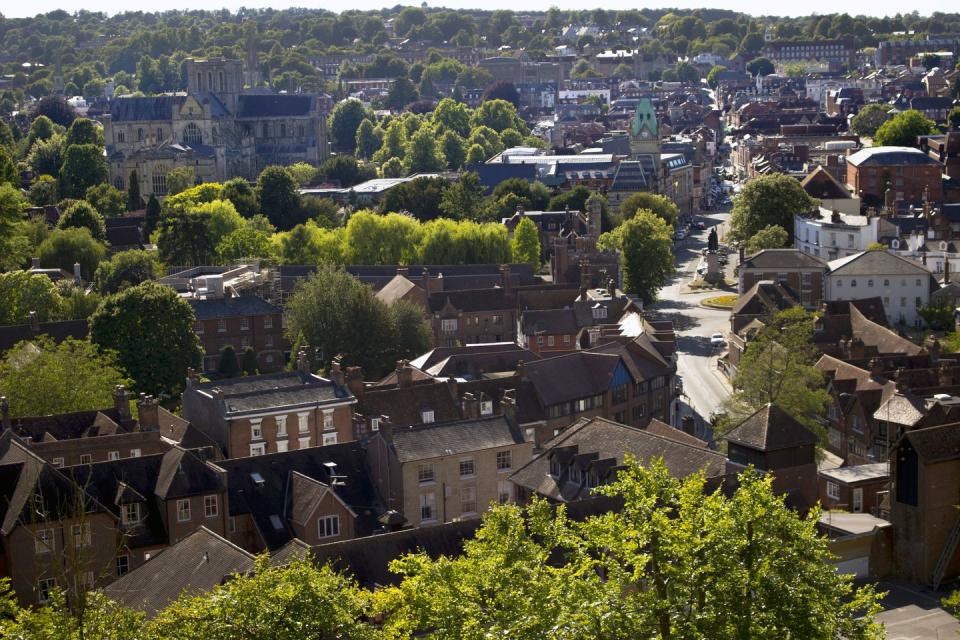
[219,71,225,92]
[137,128,144,141]
[117,129,125,143]
[183,123,203,146]
[114,176,125,190]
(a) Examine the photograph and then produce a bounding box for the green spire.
[631,97,657,139]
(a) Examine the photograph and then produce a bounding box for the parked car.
[694,221,706,230]
[710,333,726,346]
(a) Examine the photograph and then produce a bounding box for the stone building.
[103,58,330,197]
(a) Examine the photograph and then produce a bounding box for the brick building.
[189,295,285,374]
[846,147,944,207]
[737,249,828,309]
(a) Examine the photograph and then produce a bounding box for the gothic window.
[114,176,125,190]
[137,128,144,141]
[262,123,269,138]
[219,70,225,92]
[117,129,125,143]
[152,172,166,196]
[183,123,203,146]
[280,123,286,137]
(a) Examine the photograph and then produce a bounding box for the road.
[648,209,736,441]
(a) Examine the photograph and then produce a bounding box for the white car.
[709,333,726,347]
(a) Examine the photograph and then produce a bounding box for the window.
[177,499,191,522]
[322,432,337,446]
[497,481,512,504]
[275,415,287,437]
[130,448,141,458]
[251,420,263,441]
[611,384,628,404]
[537,335,544,346]
[867,280,873,287]
[570,465,582,484]
[496,450,512,471]
[852,415,864,434]
[157,127,163,140]
[547,335,555,346]
[298,412,310,433]
[80,454,92,465]
[491,314,503,324]
[884,279,890,287]
[117,129,125,143]
[300,436,312,449]
[850,279,857,287]
[632,404,646,421]
[265,334,274,348]
[318,515,340,538]
[549,457,561,476]
[52,457,64,468]
[151,172,166,195]
[459,458,475,477]
[901,297,907,307]
[217,318,226,332]
[204,495,219,518]
[240,317,249,331]
[195,321,204,334]
[461,486,477,514]
[777,272,788,283]
[116,555,130,577]
[421,409,435,423]
[836,279,842,288]
[264,315,273,329]
[563,334,571,345]
[37,578,56,604]
[280,123,286,137]
[480,400,493,415]
[35,528,54,554]
[441,319,458,333]
[915,279,922,287]
[847,234,855,248]
[370,417,380,432]
[420,492,436,521]
[418,463,435,483]
[250,442,265,456]
[322,410,334,431]
[121,503,142,525]
[137,127,144,141]
[72,523,91,547]
[826,481,840,500]
[276,440,288,453]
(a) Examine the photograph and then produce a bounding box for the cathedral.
[103,58,331,198]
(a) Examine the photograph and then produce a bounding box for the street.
[648,209,736,441]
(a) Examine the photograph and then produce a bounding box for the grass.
[702,294,738,309]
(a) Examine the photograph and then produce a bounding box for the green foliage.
[221,178,260,218]
[440,130,466,171]
[0,336,129,417]
[379,176,448,221]
[217,344,241,378]
[0,146,16,186]
[165,167,196,196]
[37,227,106,281]
[217,226,274,263]
[29,175,60,206]
[439,171,484,220]
[242,346,259,376]
[873,109,938,147]
[127,169,142,211]
[288,161,321,187]
[57,282,103,321]
[918,299,955,331]
[599,211,674,304]
[58,200,106,241]
[90,281,203,396]
[143,194,161,240]
[329,98,367,153]
[493,178,551,211]
[58,144,107,199]
[321,155,373,188]
[723,307,830,436]
[729,173,817,243]
[84,183,126,217]
[432,97,472,137]
[949,106,960,130]
[387,77,420,111]
[511,216,541,269]
[744,224,789,254]
[404,126,446,173]
[0,184,27,269]
[27,133,65,177]
[0,271,65,326]
[850,104,892,138]
[619,191,679,227]
[156,209,217,268]
[706,64,727,88]
[257,165,303,230]
[471,99,525,134]
[746,56,775,76]
[355,119,382,160]
[94,249,160,295]
[64,117,103,147]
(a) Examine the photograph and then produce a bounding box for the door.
[852,487,863,513]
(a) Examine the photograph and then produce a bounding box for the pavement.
[873,580,960,639]
[648,208,737,441]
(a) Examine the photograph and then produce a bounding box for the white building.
[825,250,934,328]
[795,209,881,260]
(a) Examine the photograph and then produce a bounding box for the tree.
[64,117,103,147]
[90,281,203,396]
[221,177,260,218]
[217,344,241,378]
[165,167,195,196]
[492,178,551,211]
[405,126,446,173]
[918,300,956,331]
[744,224,789,254]
[481,80,520,107]
[706,64,727,88]
[0,184,27,269]
[873,109,938,147]
[389,299,433,363]
[0,147,16,187]
[387,77,420,111]
[94,250,160,294]
[729,173,817,243]
[0,336,129,417]
[127,169,142,211]
[440,130,466,171]
[355,119,381,159]
[156,209,217,267]
[619,192,679,227]
[217,225,274,263]
[34,95,76,127]
[27,115,57,148]
[59,144,108,199]
[432,98,472,137]
[321,155,370,188]
[143,194,161,241]
[58,200,107,241]
[29,175,59,206]
[850,104,892,138]
[328,98,367,153]
[0,271,64,326]
[949,106,960,130]
[599,211,674,303]
[379,176,448,221]
[722,307,830,436]
[439,171,485,220]
[471,99,523,133]
[511,216,541,268]
[84,183,126,217]
[746,56,775,76]
[257,165,303,230]
[674,60,700,83]
[37,228,106,281]
[465,143,488,165]
[242,346,259,376]
[26,133,64,177]
[0,587,144,640]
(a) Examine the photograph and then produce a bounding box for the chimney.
[421,267,431,295]
[186,367,198,389]
[396,360,412,388]
[136,394,160,431]
[946,256,951,283]
[461,392,479,419]
[29,311,39,332]
[113,385,131,420]
[894,367,907,392]
[885,188,895,212]
[939,363,951,386]
[1,396,10,431]
[379,415,393,445]
[516,359,526,380]
[396,266,409,278]
[868,358,883,378]
[739,245,745,263]
[499,264,512,292]
[501,389,517,427]
[73,262,82,284]
[328,356,345,387]
[607,277,616,298]
[831,209,841,223]
[929,338,942,363]
[31,257,40,270]
[579,260,591,298]
[346,366,365,398]
[296,349,311,376]
[211,387,225,405]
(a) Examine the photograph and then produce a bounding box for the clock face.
[640,130,651,139]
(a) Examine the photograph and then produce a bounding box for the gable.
[179,96,205,120]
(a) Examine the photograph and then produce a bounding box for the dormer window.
[421,409,435,424]
[121,503,142,525]
[569,465,582,484]
[549,457,561,477]
[592,305,607,320]
[480,400,493,415]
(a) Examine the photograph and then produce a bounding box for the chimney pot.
[297,349,311,376]
[113,385,131,420]
[73,262,82,284]
[29,311,39,332]
[31,257,40,269]
[136,393,160,431]
[1,396,10,431]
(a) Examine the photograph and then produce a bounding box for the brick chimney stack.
[461,392,479,419]
[396,360,413,388]
[137,394,160,431]
[328,356,345,387]
[346,366,365,398]
[297,349,311,376]
[113,385,131,421]
[29,311,39,332]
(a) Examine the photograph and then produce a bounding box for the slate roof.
[873,391,927,426]
[103,527,254,617]
[740,248,828,270]
[523,351,621,406]
[846,146,940,167]
[828,250,932,276]
[520,308,579,335]
[236,94,313,118]
[4,407,132,442]
[732,281,799,317]
[0,319,89,354]
[110,96,184,122]
[188,296,281,320]
[819,462,889,484]
[509,417,731,502]
[358,379,462,426]
[428,288,516,313]
[190,372,353,416]
[215,442,384,550]
[410,343,536,373]
[388,415,526,463]
[903,422,960,463]
[724,404,819,452]
[374,275,419,305]
[801,166,853,200]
